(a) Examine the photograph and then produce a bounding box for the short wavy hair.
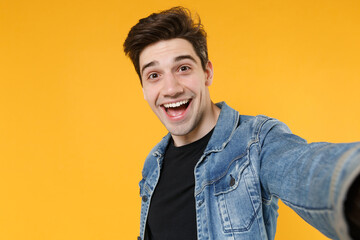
[123,6,208,83]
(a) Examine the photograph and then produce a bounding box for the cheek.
[183,79,203,93]
[192,82,206,95]
[143,88,157,105]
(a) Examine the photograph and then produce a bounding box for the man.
[124,7,360,240]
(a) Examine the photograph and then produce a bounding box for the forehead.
[139,38,198,68]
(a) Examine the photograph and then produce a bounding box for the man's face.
[139,38,215,144]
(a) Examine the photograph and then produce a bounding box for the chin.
[166,125,193,137]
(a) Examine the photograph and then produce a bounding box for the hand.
[344,174,360,239]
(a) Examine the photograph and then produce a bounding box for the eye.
[148,73,159,79]
[179,65,190,72]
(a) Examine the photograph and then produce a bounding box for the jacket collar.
[204,102,239,153]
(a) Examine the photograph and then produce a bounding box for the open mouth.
[162,99,191,117]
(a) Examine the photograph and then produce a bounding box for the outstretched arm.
[258,118,360,239]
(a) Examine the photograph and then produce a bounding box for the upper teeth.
[163,100,189,108]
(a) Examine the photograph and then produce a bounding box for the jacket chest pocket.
[214,156,261,233]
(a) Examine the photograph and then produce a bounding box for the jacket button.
[137,237,141,240]
[230,175,235,187]
[142,195,148,202]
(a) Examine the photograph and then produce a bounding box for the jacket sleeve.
[258,118,360,240]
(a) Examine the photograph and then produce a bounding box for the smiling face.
[139,38,220,146]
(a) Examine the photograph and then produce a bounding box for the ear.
[204,60,214,86]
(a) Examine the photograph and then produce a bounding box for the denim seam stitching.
[262,195,274,205]
[140,155,162,240]
[256,117,276,146]
[280,197,332,211]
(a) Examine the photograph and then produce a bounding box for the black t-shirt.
[145,129,214,240]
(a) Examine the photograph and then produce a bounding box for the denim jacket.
[138,102,360,240]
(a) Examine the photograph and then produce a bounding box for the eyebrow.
[141,55,198,75]
[141,61,158,75]
[174,55,197,63]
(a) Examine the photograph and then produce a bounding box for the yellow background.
[1,0,359,239]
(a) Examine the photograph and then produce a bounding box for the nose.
[161,73,184,97]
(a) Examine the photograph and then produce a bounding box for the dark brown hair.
[123,6,208,83]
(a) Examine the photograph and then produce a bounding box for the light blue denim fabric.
[138,102,360,240]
